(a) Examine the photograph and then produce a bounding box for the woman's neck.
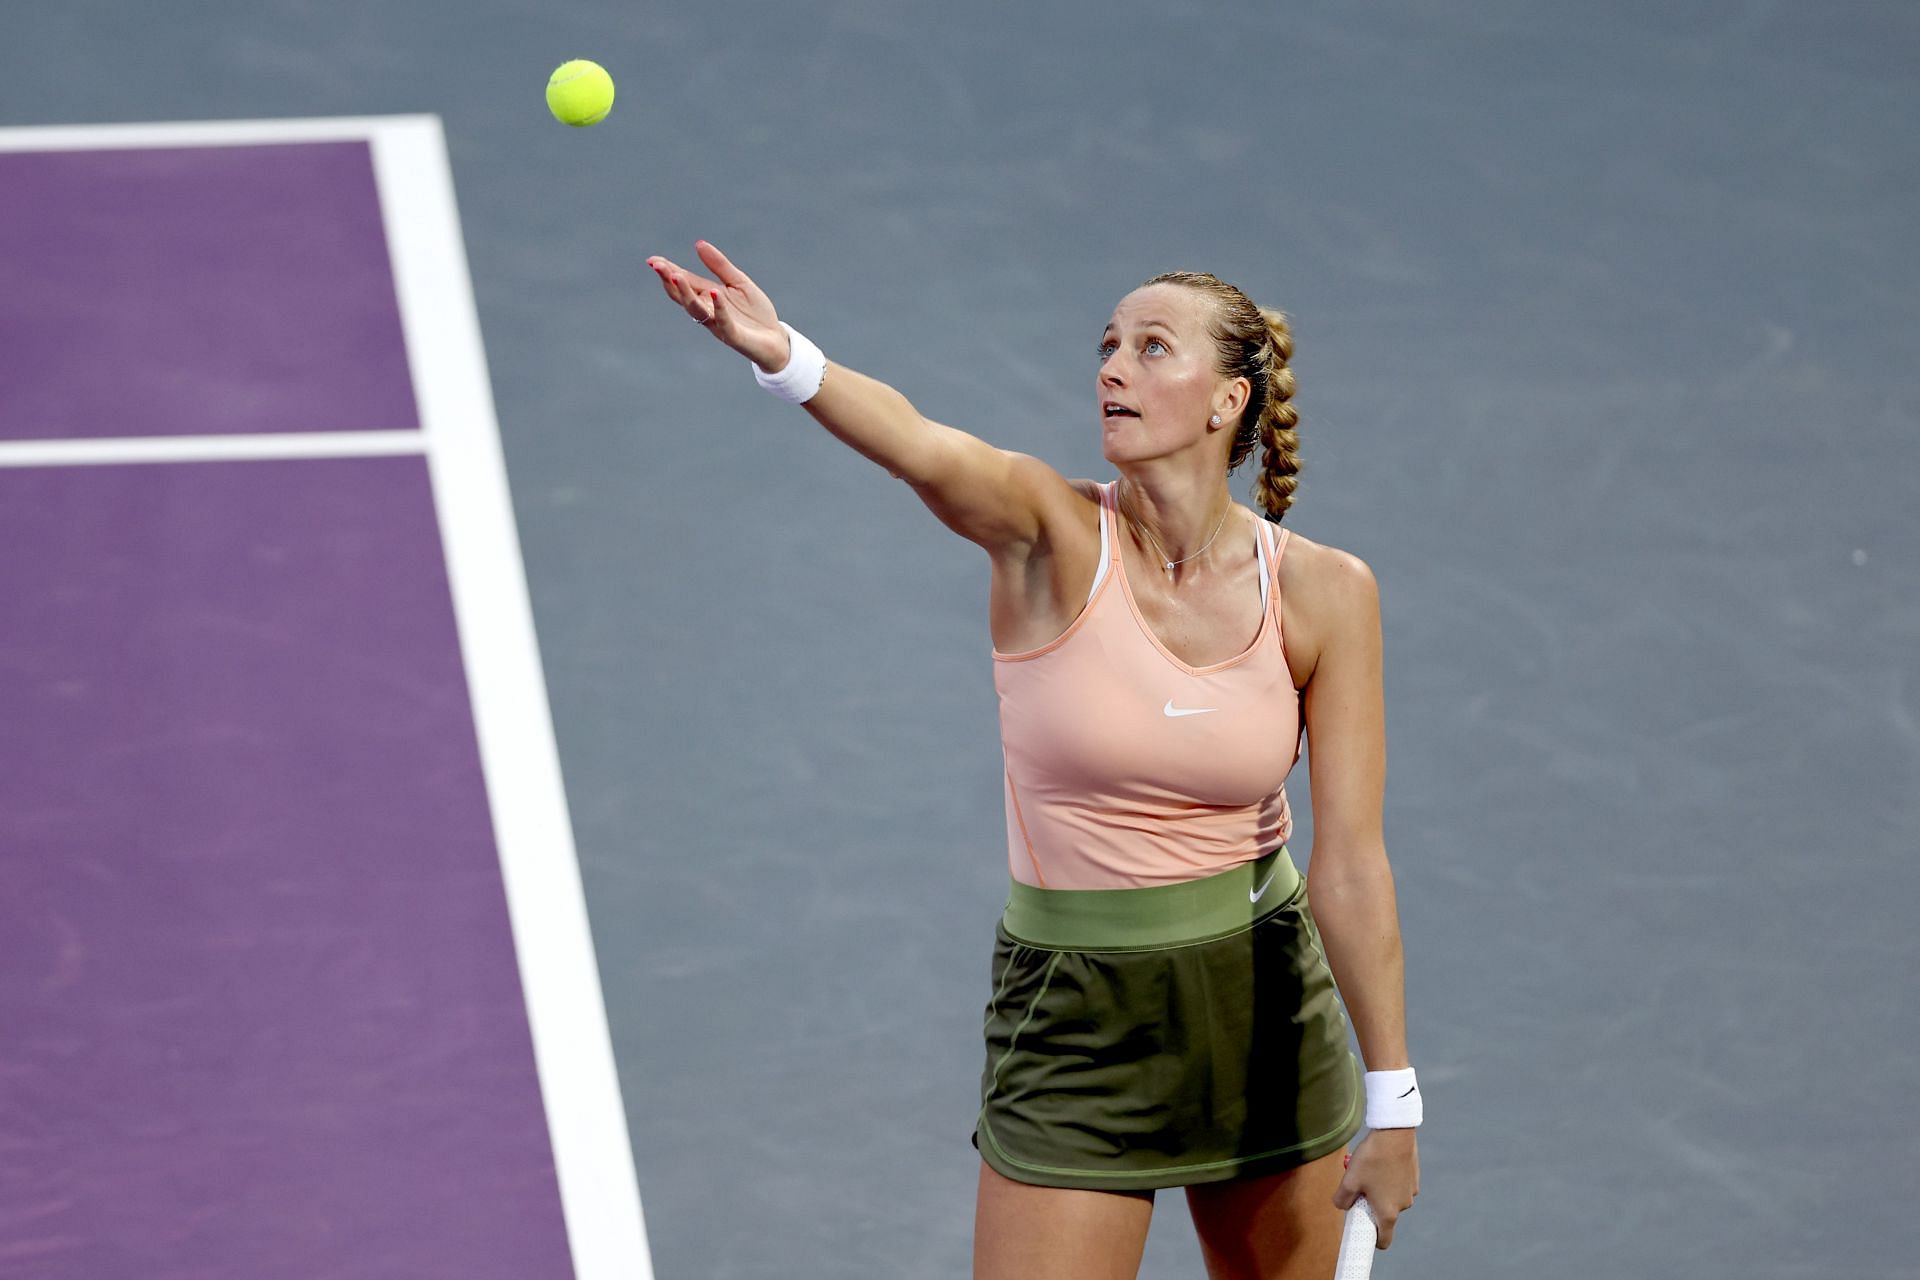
[1116,475,1237,573]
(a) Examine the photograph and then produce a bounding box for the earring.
[1210,414,1222,425]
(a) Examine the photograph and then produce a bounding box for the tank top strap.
[1255,514,1272,611]
[1264,520,1292,625]
[1083,481,1116,607]
[1100,480,1119,563]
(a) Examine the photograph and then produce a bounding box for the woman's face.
[1097,283,1233,465]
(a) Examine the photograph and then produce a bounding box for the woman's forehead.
[1105,282,1208,333]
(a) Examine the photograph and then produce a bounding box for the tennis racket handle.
[1333,1196,1378,1279]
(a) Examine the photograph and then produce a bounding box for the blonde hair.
[1140,271,1302,522]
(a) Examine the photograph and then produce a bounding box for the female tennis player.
[647,241,1420,1280]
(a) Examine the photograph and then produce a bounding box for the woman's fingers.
[645,256,720,310]
[694,240,752,289]
[645,258,686,307]
[1373,1198,1400,1249]
[646,248,779,362]
[646,259,725,334]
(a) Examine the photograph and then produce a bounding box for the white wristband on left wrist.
[1364,1067,1422,1129]
[752,321,827,404]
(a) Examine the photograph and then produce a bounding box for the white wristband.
[1363,1068,1422,1129]
[752,321,827,404]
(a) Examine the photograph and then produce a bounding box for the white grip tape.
[1334,1197,1377,1279]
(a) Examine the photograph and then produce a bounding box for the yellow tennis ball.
[546,59,615,127]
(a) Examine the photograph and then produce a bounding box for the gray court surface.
[4,2,1917,1277]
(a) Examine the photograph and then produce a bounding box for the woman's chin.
[1101,429,1153,465]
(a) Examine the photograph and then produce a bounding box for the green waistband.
[1002,847,1300,951]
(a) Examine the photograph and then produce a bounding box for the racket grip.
[1333,1196,1377,1279]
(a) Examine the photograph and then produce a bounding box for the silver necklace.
[1119,484,1234,574]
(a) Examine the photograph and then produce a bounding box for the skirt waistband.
[1002,847,1301,951]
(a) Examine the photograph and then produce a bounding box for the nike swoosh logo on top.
[1163,700,1218,717]
[1249,868,1280,903]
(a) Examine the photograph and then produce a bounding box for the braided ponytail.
[1251,308,1301,523]
[1139,271,1303,522]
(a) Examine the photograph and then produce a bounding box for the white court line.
[372,115,657,1280]
[0,430,425,468]
[0,114,443,151]
[0,116,654,1280]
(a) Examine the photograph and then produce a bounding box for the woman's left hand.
[1334,1128,1420,1248]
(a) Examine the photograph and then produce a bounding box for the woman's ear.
[1213,375,1252,424]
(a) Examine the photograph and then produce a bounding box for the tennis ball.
[546,59,615,127]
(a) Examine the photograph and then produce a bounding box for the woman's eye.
[1146,339,1168,355]
[1097,343,1116,360]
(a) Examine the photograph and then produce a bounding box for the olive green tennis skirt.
[972,846,1362,1191]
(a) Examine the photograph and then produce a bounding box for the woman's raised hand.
[645,241,791,372]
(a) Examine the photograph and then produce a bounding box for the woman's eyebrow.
[1101,319,1176,336]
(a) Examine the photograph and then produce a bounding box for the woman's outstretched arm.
[645,241,1077,554]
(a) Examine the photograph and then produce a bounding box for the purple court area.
[0,456,572,1278]
[0,134,574,1278]
[0,142,417,441]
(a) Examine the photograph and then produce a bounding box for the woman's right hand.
[645,241,792,372]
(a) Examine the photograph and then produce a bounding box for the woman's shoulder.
[1273,527,1376,592]
[1271,525,1381,671]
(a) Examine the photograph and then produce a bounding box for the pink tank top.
[992,480,1301,889]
